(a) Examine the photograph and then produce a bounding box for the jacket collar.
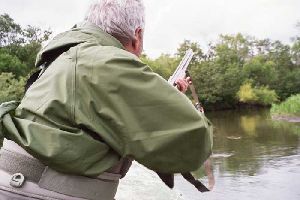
[35,21,125,67]
[73,22,125,49]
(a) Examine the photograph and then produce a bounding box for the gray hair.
[85,0,145,44]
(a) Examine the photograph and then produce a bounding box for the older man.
[0,0,212,199]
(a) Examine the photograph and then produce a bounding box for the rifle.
[168,49,204,113]
[168,49,194,86]
[157,49,214,192]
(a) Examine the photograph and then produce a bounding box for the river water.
[174,108,300,200]
[1,108,299,199]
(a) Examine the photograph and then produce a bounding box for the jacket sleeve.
[77,48,213,173]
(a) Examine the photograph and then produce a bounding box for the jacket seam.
[72,47,79,122]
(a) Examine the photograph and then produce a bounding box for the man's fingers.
[186,77,192,85]
[176,79,188,93]
[176,84,182,91]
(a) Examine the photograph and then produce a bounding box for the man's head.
[85,0,145,57]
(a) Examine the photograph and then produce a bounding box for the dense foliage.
[0,72,25,102]
[143,33,300,110]
[0,14,299,111]
[0,14,51,103]
[237,82,278,106]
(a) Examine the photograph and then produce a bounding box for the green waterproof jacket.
[0,22,213,176]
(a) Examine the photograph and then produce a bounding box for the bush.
[271,94,300,116]
[237,82,278,106]
[254,87,278,106]
[0,72,25,103]
[237,82,258,103]
[0,52,27,77]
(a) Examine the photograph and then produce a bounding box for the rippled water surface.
[174,109,300,200]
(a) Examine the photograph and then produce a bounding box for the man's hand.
[175,77,192,93]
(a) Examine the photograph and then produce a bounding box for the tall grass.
[271,94,300,117]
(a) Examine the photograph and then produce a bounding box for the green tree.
[176,40,204,67]
[190,61,224,106]
[0,72,25,103]
[254,39,271,56]
[194,34,251,108]
[242,56,277,87]
[0,13,52,76]
[0,51,26,76]
[291,22,300,66]
[0,14,23,46]
[214,33,251,67]
[141,54,178,79]
[291,39,300,66]
[267,41,297,99]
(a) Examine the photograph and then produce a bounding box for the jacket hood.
[35,22,124,67]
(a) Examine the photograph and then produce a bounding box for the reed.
[271,94,300,116]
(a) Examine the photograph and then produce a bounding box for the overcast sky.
[1,0,300,58]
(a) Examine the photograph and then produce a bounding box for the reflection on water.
[174,109,300,200]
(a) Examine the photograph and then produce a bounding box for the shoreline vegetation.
[271,94,300,122]
[0,14,300,112]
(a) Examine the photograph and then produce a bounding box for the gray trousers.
[0,189,37,200]
[0,169,86,200]
[0,139,120,200]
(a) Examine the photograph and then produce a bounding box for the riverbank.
[271,115,300,123]
[204,103,270,112]
[270,94,300,122]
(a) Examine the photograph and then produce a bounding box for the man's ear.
[135,27,143,41]
[132,27,143,55]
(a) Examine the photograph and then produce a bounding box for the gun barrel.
[168,49,194,85]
